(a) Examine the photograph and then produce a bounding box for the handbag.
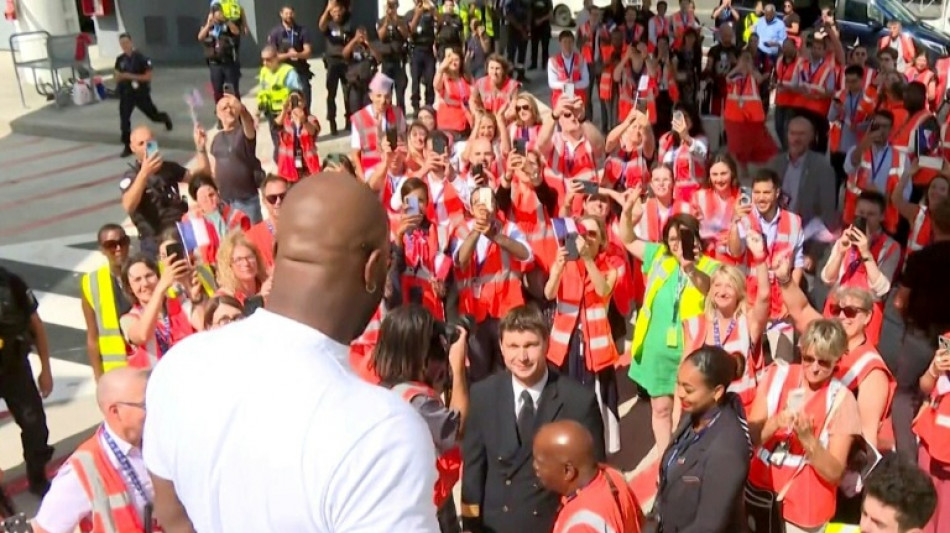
[744,387,846,533]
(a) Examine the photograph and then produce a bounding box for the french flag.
[176,218,218,256]
[551,217,586,245]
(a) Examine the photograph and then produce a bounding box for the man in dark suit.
[460,305,605,533]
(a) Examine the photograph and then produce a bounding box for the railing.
[9,31,93,108]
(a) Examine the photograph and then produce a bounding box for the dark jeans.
[381,60,409,111]
[830,151,847,208]
[209,62,241,102]
[0,357,53,481]
[410,47,436,111]
[325,60,349,124]
[529,24,550,68]
[773,105,794,151]
[119,90,169,148]
[468,316,502,383]
[891,328,935,461]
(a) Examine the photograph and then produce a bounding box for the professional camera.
[433,314,476,348]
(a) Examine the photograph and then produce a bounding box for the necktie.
[517,390,535,445]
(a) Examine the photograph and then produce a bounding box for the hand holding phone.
[578,180,599,195]
[513,138,527,156]
[680,227,696,262]
[145,140,159,159]
[739,186,753,206]
[407,195,421,215]
[564,232,581,260]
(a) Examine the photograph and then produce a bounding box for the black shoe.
[0,486,15,516]
[27,479,50,498]
[120,146,133,158]
[163,114,173,131]
[528,63,538,70]
[329,120,338,136]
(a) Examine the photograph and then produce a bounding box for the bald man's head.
[532,420,598,495]
[97,367,149,446]
[268,172,389,344]
[129,126,154,162]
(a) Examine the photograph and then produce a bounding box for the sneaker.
[120,146,133,158]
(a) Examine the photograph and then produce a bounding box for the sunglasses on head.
[265,192,287,205]
[101,236,131,249]
[801,354,835,369]
[831,304,868,318]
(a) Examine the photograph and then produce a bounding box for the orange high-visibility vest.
[391,381,462,507]
[550,52,589,109]
[658,132,706,203]
[723,74,766,122]
[742,209,803,320]
[475,76,520,114]
[454,221,527,322]
[797,57,836,116]
[670,11,696,50]
[635,197,692,242]
[833,342,895,421]
[878,34,915,66]
[842,145,905,233]
[913,372,950,464]
[598,43,618,100]
[618,67,657,124]
[552,467,645,533]
[547,251,621,372]
[691,188,739,264]
[829,88,875,153]
[935,57,950,108]
[436,77,471,133]
[509,171,562,273]
[906,205,933,268]
[774,55,803,108]
[748,365,847,528]
[349,304,385,384]
[71,430,153,533]
[648,15,670,53]
[683,314,761,412]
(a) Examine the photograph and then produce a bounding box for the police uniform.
[505,0,531,79]
[346,43,379,116]
[436,7,465,60]
[324,16,354,133]
[202,20,241,101]
[407,6,437,112]
[378,13,409,110]
[118,161,189,259]
[267,22,314,114]
[0,267,54,495]
[114,50,171,154]
[528,0,552,69]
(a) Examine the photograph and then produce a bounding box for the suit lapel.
[509,371,564,471]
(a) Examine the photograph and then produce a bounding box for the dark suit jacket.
[765,150,837,230]
[461,369,605,533]
[655,403,750,533]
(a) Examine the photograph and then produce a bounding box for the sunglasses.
[801,354,835,369]
[831,304,868,319]
[516,104,531,111]
[265,193,287,205]
[101,236,131,249]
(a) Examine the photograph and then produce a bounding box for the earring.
[365,282,377,294]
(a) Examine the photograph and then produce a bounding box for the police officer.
[377,0,410,111]
[198,4,241,103]
[320,0,354,136]
[268,6,314,115]
[119,126,209,258]
[257,45,304,160]
[528,0,553,70]
[344,28,382,116]
[115,33,172,158]
[0,266,54,496]
[407,0,440,114]
[505,0,532,81]
[437,0,466,61]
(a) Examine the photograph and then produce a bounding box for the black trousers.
[891,328,935,461]
[325,60,349,124]
[507,32,528,75]
[298,70,313,116]
[830,151,847,208]
[529,24,551,69]
[0,356,53,481]
[347,83,370,120]
[381,60,409,111]
[119,90,169,148]
[208,62,241,102]
[410,47,436,111]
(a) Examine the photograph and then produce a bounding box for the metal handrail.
[10,31,51,108]
[9,31,93,109]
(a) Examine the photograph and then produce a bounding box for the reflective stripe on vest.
[560,509,616,533]
[838,349,880,389]
[258,64,294,113]
[440,78,468,108]
[81,266,129,372]
[908,205,930,254]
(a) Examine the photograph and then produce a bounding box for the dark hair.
[260,174,289,191]
[119,33,132,40]
[499,305,549,343]
[657,0,668,7]
[857,190,887,214]
[904,81,927,107]
[877,47,898,61]
[559,30,574,41]
[400,177,428,201]
[372,305,443,385]
[661,213,701,251]
[321,153,356,176]
[203,295,244,329]
[427,129,450,147]
[752,167,781,189]
[932,196,950,233]
[121,254,160,303]
[873,109,895,127]
[97,223,126,244]
[672,102,705,139]
[843,64,864,78]
[684,346,744,393]
[863,454,937,530]
[188,174,218,202]
[707,151,740,189]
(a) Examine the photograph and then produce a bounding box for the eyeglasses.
[100,236,131,250]
[265,192,287,205]
[117,401,146,411]
[215,314,244,327]
[801,355,835,369]
[232,255,257,265]
[830,304,869,319]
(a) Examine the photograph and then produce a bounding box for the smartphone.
[786,387,806,413]
[431,135,448,155]
[407,195,421,215]
[739,186,752,206]
[565,232,581,260]
[477,187,493,211]
[852,216,868,235]
[223,82,235,96]
[939,335,950,352]
[673,110,685,124]
[165,242,188,265]
[578,180,599,195]
[564,83,575,98]
[145,140,159,159]
[244,295,265,316]
[513,137,527,156]
[680,227,696,261]
[386,124,399,150]
[471,163,484,179]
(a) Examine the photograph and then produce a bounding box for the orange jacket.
[552,467,644,533]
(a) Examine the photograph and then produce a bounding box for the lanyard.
[154,311,172,355]
[846,92,858,124]
[671,269,688,324]
[563,54,575,80]
[870,146,891,184]
[663,410,721,482]
[805,59,823,83]
[285,28,295,47]
[101,428,151,506]
[520,126,530,141]
[713,317,737,347]
[266,221,275,236]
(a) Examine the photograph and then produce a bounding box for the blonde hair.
[833,286,873,311]
[704,265,748,318]
[215,231,267,292]
[514,92,541,126]
[800,319,848,362]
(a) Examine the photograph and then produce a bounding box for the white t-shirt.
[143,310,439,533]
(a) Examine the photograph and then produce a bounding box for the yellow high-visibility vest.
[257,63,294,114]
[217,0,243,21]
[80,266,130,373]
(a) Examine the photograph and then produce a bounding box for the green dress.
[628,242,687,397]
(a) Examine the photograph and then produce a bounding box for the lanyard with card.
[101,428,153,529]
[666,270,689,348]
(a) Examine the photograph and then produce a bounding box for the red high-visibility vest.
[552,467,644,533]
[400,224,452,320]
[906,204,933,268]
[691,187,739,265]
[833,342,895,423]
[277,118,322,181]
[723,74,766,123]
[424,173,467,241]
[349,304,384,384]
[670,11,696,50]
[774,55,803,108]
[878,34,915,66]
[829,88,875,153]
[648,15,670,53]
[742,209,803,320]
[913,372,950,464]
[436,77,471,133]
[353,105,405,175]
[683,313,761,412]
[618,67,657,124]
[603,148,650,190]
[550,132,598,216]
[658,132,706,203]
[509,175,559,273]
[842,145,905,233]
[797,57,836,116]
[475,76,520,114]
[935,57,950,108]
[550,52,589,108]
[748,365,848,528]
[508,122,541,151]
[635,197,691,243]
[125,296,194,369]
[454,220,527,321]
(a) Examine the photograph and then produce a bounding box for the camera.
[434,314,476,348]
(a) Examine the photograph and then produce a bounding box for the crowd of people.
[4,0,950,531]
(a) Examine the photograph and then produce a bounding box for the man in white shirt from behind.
[144,172,439,532]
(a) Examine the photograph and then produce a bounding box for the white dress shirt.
[513,369,549,418]
[35,426,153,533]
[548,52,590,91]
[738,208,806,269]
[143,309,439,533]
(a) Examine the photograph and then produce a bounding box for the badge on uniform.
[666,326,678,348]
[769,440,790,466]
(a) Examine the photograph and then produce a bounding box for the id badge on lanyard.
[667,272,688,347]
[870,147,890,186]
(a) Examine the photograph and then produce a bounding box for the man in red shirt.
[245,175,288,269]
